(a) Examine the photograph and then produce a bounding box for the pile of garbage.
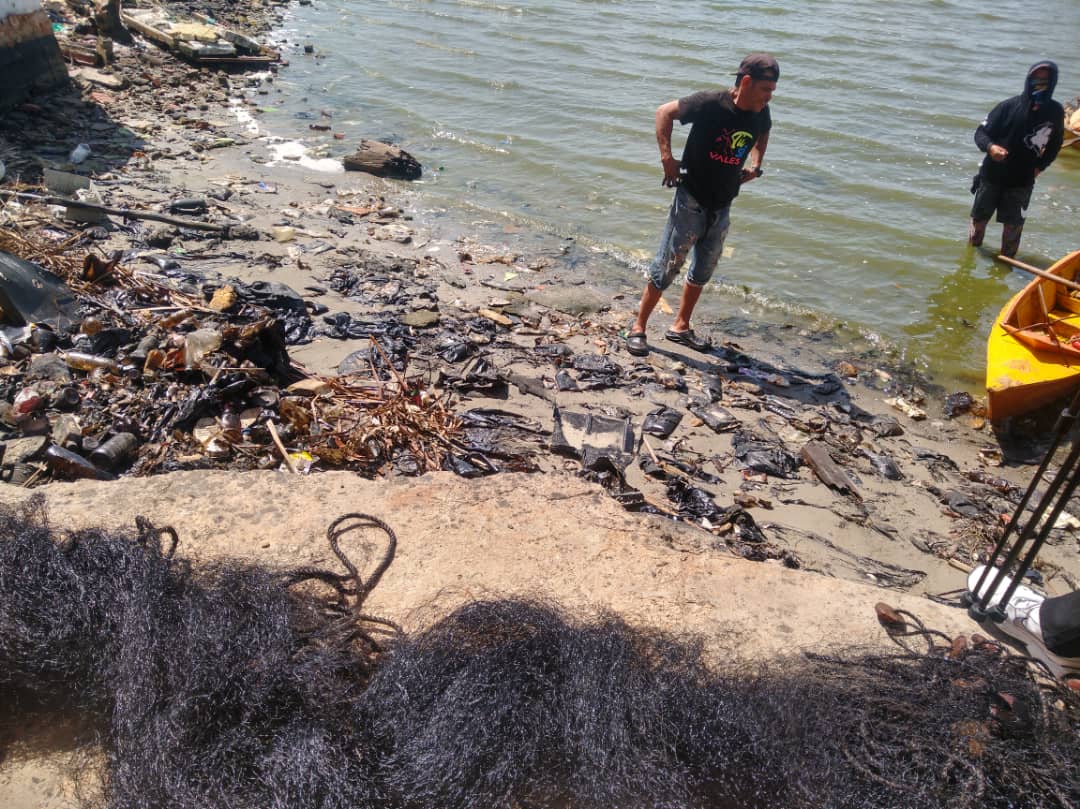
[0,208,461,485]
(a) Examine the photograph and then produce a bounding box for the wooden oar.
[997,254,1080,294]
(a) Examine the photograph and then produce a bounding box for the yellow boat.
[1065,102,1080,148]
[986,250,1080,422]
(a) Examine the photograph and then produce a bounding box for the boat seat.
[1056,290,1080,315]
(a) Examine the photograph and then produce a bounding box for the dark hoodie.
[974,60,1065,188]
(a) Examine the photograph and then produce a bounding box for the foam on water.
[264,138,345,173]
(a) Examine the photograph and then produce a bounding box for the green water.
[259,0,1080,390]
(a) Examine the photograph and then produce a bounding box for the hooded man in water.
[624,53,776,357]
[968,60,1064,258]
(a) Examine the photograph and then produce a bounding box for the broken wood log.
[504,372,554,403]
[800,439,860,498]
[0,190,228,233]
[343,139,422,180]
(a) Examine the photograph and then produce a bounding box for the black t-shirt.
[678,89,771,210]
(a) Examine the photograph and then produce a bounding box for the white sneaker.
[967,565,1080,679]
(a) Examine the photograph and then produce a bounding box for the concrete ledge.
[0,469,983,660]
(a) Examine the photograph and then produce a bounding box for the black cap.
[735,53,780,82]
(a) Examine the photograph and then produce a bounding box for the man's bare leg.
[632,282,663,334]
[671,281,704,333]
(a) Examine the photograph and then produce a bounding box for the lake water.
[257,0,1080,391]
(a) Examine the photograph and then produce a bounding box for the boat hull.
[986,250,1080,422]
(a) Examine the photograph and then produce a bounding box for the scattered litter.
[885,396,927,421]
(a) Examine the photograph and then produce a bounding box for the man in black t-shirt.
[968,61,1064,258]
[625,53,777,358]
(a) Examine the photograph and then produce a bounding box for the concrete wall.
[0,1,68,111]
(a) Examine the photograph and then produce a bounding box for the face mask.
[1029,77,1050,104]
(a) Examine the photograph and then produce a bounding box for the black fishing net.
[1,500,1078,809]
[0,500,395,809]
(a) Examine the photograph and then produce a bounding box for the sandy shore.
[1,1,1077,596]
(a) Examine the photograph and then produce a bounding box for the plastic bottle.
[69,143,91,164]
[63,351,119,373]
[51,413,83,450]
[89,432,138,471]
[184,328,222,368]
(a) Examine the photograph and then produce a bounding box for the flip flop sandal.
[665,328,711,352]
[625,331,649,357]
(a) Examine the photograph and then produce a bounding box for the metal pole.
[966,387,1080,621]
[993,457,1080,613]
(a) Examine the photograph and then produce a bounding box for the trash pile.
[3,180,1075,585]
[0,205,461,485]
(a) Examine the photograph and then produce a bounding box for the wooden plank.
[185,55,277,66]
[190,12,269,55]
[121,11,175,49]
[800,440,860,498]
[177,39,237,59]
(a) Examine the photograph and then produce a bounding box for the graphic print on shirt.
[1025,122,1054,156]
[708,129,754,165]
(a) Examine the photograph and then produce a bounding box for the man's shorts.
[970,178,1032,226]
[648,185,730,292]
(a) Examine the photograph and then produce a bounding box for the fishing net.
[0,500,394,809]
[0,500,1077,809]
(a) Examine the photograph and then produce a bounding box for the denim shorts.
[970,178,1032,226]
[648,185,731,292]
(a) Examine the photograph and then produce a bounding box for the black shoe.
[625,331,649,357]
[664,328,711,352]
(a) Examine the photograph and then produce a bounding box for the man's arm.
[975,101,1009,162]
[739,131,769,184]
[749,130,769,171]
[656,100,682,187]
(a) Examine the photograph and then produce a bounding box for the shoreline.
[3,5,1080,806]
[1,4,1078,597]
[4,8,1080,807]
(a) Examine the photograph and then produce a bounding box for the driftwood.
[343,139,422,181]
[800,440,859,498]
[0,190,227,233]
[504,372,555,403]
